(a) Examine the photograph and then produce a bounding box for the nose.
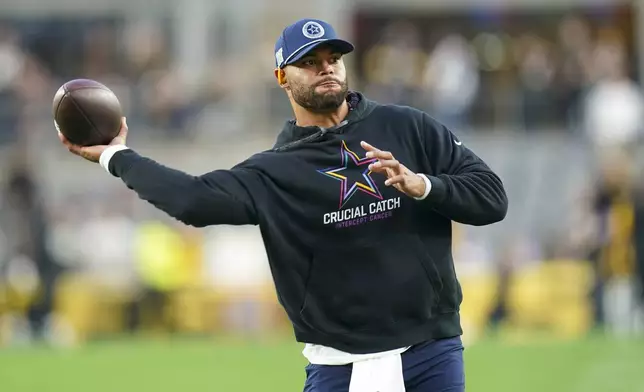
[319,60,334,75]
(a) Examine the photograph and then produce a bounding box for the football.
[52,79,123,146]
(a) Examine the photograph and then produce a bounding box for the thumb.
[112,117,128,145]
[120,117,128,138]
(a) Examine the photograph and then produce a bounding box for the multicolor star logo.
[318,140,384,209]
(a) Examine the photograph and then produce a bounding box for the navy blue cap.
[274,19,354,69]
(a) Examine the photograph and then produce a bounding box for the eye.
[301,59,316,67]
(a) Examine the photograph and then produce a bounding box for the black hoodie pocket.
[299,234,443,336]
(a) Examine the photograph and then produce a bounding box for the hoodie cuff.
[421,175,448,203]
[99,145,130,175]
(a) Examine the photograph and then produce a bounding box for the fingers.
[369,159,400,171]
[58,131,76,150]
[368,165,388,174]
[384,174,405,186]
[361,140,417,193]
[360,140,377,151]
[362,140,394,158]
[361,141,394,160]
[58,130,102,161]
[58,131,71,147]
[362,142,404,183]
[68,146,83,157]
[58,132,82,156]
[366,150,394,160]
[369,162,401,176]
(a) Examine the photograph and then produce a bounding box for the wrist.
[99,144,129,174]
[413,174,432,200]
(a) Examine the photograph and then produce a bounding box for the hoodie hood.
[272,91,377,149]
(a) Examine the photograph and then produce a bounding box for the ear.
[274,68,287,87]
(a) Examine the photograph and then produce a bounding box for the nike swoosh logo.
[454,140,462,146]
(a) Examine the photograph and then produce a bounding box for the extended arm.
[106,148,262,227]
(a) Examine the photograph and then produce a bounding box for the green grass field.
[1,335,643,391]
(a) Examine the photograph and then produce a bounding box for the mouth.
[317,80,340,88]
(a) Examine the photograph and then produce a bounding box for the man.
[1,166,61,342]
[60,18,507,392]
[634,182,644,331]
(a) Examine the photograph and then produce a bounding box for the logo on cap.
[302,21,325,39]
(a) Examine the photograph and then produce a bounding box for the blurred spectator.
[421,33,479,132]
[362,21,425,106]
[76,203,137,287]
[0,163,61,341]
[554,15,594,132]
[586,153,639,335]
[634,174,644,330]
[488,248,514,330]
[515,34,556,131]
[126,219,201,333]
[0,25,25,143]
[583,34,644,152]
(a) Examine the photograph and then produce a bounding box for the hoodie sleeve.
[108,149,263,227]
[418,113,508,226]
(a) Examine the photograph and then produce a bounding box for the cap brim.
[283,39,354,67]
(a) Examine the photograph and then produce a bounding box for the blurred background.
[0,0,644,391]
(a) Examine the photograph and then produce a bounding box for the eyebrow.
[301,52,342,61]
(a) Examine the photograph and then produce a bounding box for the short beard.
[290,77,349,113]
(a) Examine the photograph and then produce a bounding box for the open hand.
[58,117,128,163]
[361,141,426,199]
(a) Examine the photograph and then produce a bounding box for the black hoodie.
[107,92,508,353]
